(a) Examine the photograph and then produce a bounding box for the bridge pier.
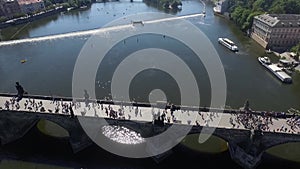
[0,110,93,153]
[0,96,299,169]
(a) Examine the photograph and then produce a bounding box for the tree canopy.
[228,0,300,31]
[291,43,300,56]
[44,0,92,9]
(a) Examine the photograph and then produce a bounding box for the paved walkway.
[0,95,299,135]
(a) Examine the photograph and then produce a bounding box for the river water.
[1,0,300,112]
[0,0,300,168]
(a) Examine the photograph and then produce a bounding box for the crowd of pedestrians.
[1,84,299,134]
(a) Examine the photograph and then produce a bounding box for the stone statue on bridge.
[243,100,250,111]
[84,90,89,107]
[15,82,25,102]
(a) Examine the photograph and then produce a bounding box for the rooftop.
[1,0,18,3]
[255,14,300,28]
[17,0,43,5]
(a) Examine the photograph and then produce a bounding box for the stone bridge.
[0,94,299,169]
[0,110,299,169]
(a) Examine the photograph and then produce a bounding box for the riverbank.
[0,7,66,29]
[0,4,94,30]
[212,1,300,74]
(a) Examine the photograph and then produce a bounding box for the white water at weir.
[0,13,205,47]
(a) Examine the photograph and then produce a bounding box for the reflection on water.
[37,119,70,138]
[266,142,300,163]
[0,1,299,112]
[0,159,72,169]
[181,134,228,154]
[102,125,145,144]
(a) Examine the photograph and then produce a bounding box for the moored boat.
[258,57,292,84]
[258,56,271,65]
[266,49,272,54]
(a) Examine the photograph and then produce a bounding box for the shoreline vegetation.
[144,0,182,14]
[226,0,300,32]
[215,0,300,55]
[0,0,182,28]
[0,0,93,28]
[44,0,92,11]
[0,0,93,22]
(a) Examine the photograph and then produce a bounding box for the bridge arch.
[265,141,300,163]
[36,119,70,138]
[265,139,300,150]
[181,133,228,154]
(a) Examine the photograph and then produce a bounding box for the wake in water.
[0,13,205,47]
[195,21,211,26]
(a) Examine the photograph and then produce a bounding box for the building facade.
[251,14,300,52]
[213,0,229,14]
[0,0,22,18]
[18,0,45,14]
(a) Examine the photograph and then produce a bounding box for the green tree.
[227,0,300,33]
[253,0,273,11]
[44,0,53,7]
[231,6,245,24]
[253,0,264,11]
[68,0,78,7]
[240,9,251,30]
[269,4,285,14]
[284,0,300,14]
[0,16,7,23]
[291,43,300,56]
[247,11,264,24]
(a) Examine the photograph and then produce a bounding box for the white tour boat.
[218,38,239,52]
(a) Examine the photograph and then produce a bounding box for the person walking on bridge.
[84,90,89,107]
[15,82,25,102]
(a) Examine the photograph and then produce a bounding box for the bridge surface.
[0,93,299,169]
[0,94,299,134]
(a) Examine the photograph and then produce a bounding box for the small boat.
[218,38,238,52]
[258,56,271,65]
[258,57,292,83]
[266,49,272,54]
[20,59,27,63]
[80,6,88,9]
[67,7,74,11]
